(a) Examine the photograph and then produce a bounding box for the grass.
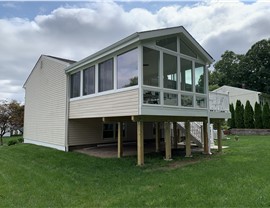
[1,135,270,207]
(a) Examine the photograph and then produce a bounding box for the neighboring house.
[213,85,270,108]
[24,26,230,165]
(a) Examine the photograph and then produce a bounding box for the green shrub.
[262,102,270,129]
[228,103,235,128]
[18,138,24,143]
[235,100,244,128]
[244,100,254,128]
[254,102,263,128]
[8,140,17,146]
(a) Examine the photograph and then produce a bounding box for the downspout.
[64,71,70,152]
[206,64,212,154]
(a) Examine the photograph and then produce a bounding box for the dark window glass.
[117,49,138,89]
[163,53,177,89]
[83,66,95,95]
[143,47,160,87]
[195,63,205,94]
[70,71,80,98]
[180,39,197,58]
[181,58,193,92]
[99,59,113,92]
[156,36,177,52]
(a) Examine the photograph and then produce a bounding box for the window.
[83,66,95,95]
[164,93,178,106]
[143,47,160,87]
[117,48,138,89]
[163,53,177,90]
[181,58,193,92]
[195,63,205,94]
[143,90,160,104]
[196,96,206,108]
[99,58,113,92]
[180,39,197,58]
[70,71,80,98]
[181,95,193,107]
[156,36,177,52]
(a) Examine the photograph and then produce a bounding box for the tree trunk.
[0,136,3,145]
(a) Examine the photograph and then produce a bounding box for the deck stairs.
[177,122,203,147]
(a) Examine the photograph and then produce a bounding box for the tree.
[211,39,270,93]
[9,100,24,135]
[244,100,254,128]
[254,102,263,129]
[262,102,270,129]
[213,50,244,87]
[0,101,10,145]
[228,103,235,128]
[239,39,270,94]
[235,100,245,128]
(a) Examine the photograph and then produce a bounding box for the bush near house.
[254,102,263,129]
[244,100,254,128]
[235,100,245,128]
[230,100,270,131]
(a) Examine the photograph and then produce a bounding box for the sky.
[0,0,270,103]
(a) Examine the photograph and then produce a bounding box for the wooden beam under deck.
[164,122,172,160]
[185,121,192,157]
[203,121,210,154]
[132,115,207,122]
[155,122,161,152]
[102,116,132,123]
[118,122,123,158]
[137,121,144,166]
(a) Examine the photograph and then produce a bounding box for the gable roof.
[66,26,214,73]
[23,55,76,88]
[213,85,261,95]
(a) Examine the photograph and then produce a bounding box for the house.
[23,26,230,165]
[213,85,270,108]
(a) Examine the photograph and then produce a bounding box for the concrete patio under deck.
[74,141,203,158]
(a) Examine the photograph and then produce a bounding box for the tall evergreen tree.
[235,100,245,128]
[228,103,236,128]
[254,102,263,128]
[262,102,270,129]
[244,100,254,128]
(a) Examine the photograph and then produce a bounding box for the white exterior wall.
[213,85,259,108]
[24,56,69,150]
[69,89,139,119]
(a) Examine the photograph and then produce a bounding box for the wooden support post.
[117,122,123,158]
[164,122,172,160]
[155,122,160,152]
[217,121,222,152]
[173,122,178,149]
[185,121,192,157]
[137,121,144,166]
[203,120,209,154]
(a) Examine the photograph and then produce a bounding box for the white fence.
[209,92,230,113]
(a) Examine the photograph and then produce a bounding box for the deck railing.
[209,91,230,113]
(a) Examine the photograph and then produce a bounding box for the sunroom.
[66,26,230,165]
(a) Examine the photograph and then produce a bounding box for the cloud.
[0,0,270,102]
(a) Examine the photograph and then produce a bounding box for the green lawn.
[1,135,270,207]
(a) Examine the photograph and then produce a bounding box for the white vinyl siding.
[69,89,139,119]
[24,56,68,148]
[68,118,103,146]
